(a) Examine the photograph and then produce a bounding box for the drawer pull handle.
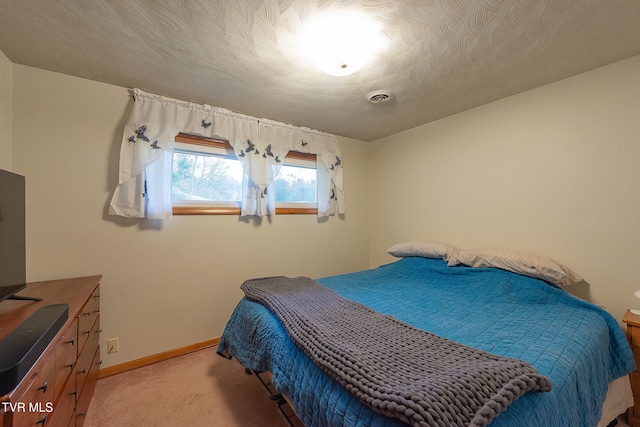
[66,337,75,345]
[83,330,91,335]
[83,312,91,316]
[78,369,86,375]
[66,362,75,369]
[70,389,78,396]
[36,415,47,425]
[37,381,48,393]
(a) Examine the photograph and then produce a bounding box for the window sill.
[172,206,318,215]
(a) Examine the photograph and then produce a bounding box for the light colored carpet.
[83,347,292,427]
[82,346,631,427]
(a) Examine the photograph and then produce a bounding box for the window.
[172,133,318,215]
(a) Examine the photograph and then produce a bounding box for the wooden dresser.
[623,309,640,427]
[0,276,101,427]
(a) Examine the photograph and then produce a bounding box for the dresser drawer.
[54,318,78,400]
[631,372,640,396]
[76,315,100,396]
[77,286,100,356]
[633,396,640,419]
[75,346,100,427]
[45,373,76,427]
[10,353,56,427]
[87,286,100,318]
[630,324,640,347]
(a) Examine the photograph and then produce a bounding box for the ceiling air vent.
[366,90,394,104]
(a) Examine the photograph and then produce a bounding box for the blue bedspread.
[217,257,635,427]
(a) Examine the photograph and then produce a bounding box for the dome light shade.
[300,11,385,77]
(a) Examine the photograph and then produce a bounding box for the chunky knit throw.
[241,276,552,427]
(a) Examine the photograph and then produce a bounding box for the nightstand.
[623,310,640,427]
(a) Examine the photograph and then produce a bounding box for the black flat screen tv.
[0,169,27,302]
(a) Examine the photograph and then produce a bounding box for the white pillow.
[447,247,583,286]
[387,241,457,260]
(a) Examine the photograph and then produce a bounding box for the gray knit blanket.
[241,276,552,427]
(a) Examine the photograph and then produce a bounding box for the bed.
[217,244,635,427]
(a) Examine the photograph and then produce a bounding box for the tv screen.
[0,169,26,295]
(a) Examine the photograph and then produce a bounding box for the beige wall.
[369,55,640,324]
[8,52,640,366]
[11,65,370,367]
[0,49,12,170]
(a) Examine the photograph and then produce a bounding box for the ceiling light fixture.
[300,11,386,77]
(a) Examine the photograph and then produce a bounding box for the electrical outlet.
[107,337,119,354]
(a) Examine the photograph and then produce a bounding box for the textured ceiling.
[1,0,639,142]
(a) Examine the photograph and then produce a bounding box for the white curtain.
[109,89,345,219]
